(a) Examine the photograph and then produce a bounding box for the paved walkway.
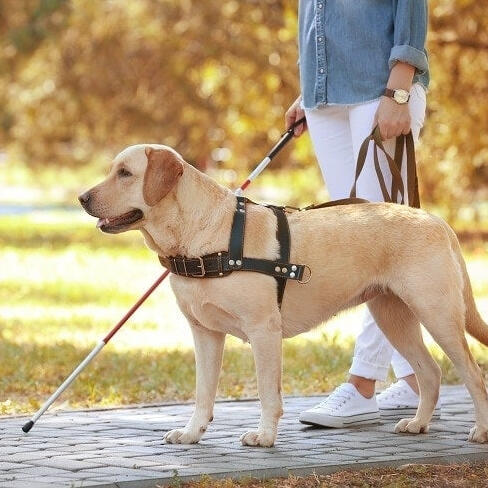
[1,385,488,488]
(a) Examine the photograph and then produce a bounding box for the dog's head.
[79,145,184,233]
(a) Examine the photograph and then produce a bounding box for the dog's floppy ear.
[143,147,184,206]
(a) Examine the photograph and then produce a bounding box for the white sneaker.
[299,383,380,428]
[377,379,441,419]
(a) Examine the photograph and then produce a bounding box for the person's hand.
[285,96,307,137]
[374,96,411,140]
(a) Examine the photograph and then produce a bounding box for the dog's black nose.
[78,191,91,207]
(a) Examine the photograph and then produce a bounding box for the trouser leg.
[348,83,427,380]
[304,105,355,200]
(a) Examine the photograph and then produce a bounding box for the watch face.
[394,89,410,104]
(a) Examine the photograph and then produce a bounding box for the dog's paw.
[164,428,201,445]
[468,425,488,443]
[394,418,429,435]
[240,429,276,447]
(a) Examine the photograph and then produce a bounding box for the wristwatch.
[384,88,410,104]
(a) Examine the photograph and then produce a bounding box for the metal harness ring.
[297,265,312,284]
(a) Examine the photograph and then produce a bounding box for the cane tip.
[22,420,34,433]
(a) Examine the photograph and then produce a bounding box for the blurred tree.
[0,0,301,172]
[0,0,487,215]
[0,0,71,137]
[420,0,488,219]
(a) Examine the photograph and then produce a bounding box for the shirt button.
[318,36,323,42]
[318,3,323,8]
[319,68,325,73]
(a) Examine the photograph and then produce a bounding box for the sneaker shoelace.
[315,389,353,412]
[379,382,409,401]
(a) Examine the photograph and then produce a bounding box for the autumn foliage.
[0,1,487,216]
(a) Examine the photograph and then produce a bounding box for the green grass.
[0,211,487,416]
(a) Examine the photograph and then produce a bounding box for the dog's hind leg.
[432,334,488,443]
[408,303,488,443]
[367,294,442,435]
[164,325,225,444]
[240,318,283,447]
[393,233,488,442]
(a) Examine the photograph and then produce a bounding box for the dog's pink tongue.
[96,218,110,228]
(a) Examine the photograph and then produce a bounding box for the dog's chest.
[169,276,251,342]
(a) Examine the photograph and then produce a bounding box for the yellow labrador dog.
[79,144,488,447]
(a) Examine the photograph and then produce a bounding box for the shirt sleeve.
[389,0,429,74]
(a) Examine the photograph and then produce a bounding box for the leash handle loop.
[350,126,420,208]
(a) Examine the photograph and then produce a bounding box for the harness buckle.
[217,252,223,276]
[172,257,179,275]
[192,257,206,277]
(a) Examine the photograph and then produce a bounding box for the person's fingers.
[285,109,296,131]
[390,123,400,139]
[378,121,388,141]
[402,117,412,135]
[372,110,379,130]
[390,121,409,138]
[294,109,306,136]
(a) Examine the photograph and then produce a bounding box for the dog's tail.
[447,225,488,346]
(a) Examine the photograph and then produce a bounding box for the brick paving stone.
[297,453,363,464]
[3,451,67,462]
[16,466,75,477]
[0,462,36,471]
[0,385,487,487]
[331,448,394,459]
[27,457,105,471]
[0,482,69,488]
[82,456,186,470]
[81,466,178,479]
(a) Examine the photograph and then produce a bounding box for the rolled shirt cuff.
[389,44,428,75]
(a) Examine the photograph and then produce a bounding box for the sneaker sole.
[299,411,381,428]
[379,407,441,420]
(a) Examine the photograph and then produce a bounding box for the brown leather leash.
[350,126,420,208]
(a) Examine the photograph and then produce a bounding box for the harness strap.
[269,205,291,307]
[159,252,306,282]
[228,196,247,263]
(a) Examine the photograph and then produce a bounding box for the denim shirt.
[298,0,429,108]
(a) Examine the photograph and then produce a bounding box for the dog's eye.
[117,168,132,178]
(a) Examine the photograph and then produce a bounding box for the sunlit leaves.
[0,0,486,215]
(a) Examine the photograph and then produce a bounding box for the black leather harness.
[157,124,419,309]
[159,196,308,307]
[158,196,368,308]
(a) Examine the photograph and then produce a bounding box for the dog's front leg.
[240,328,283,447]
[164,325,225,444]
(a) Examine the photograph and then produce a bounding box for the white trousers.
[304,83,427,381]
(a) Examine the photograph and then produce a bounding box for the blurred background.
[0,0,487,415]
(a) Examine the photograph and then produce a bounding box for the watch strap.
[384,88,410,104]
